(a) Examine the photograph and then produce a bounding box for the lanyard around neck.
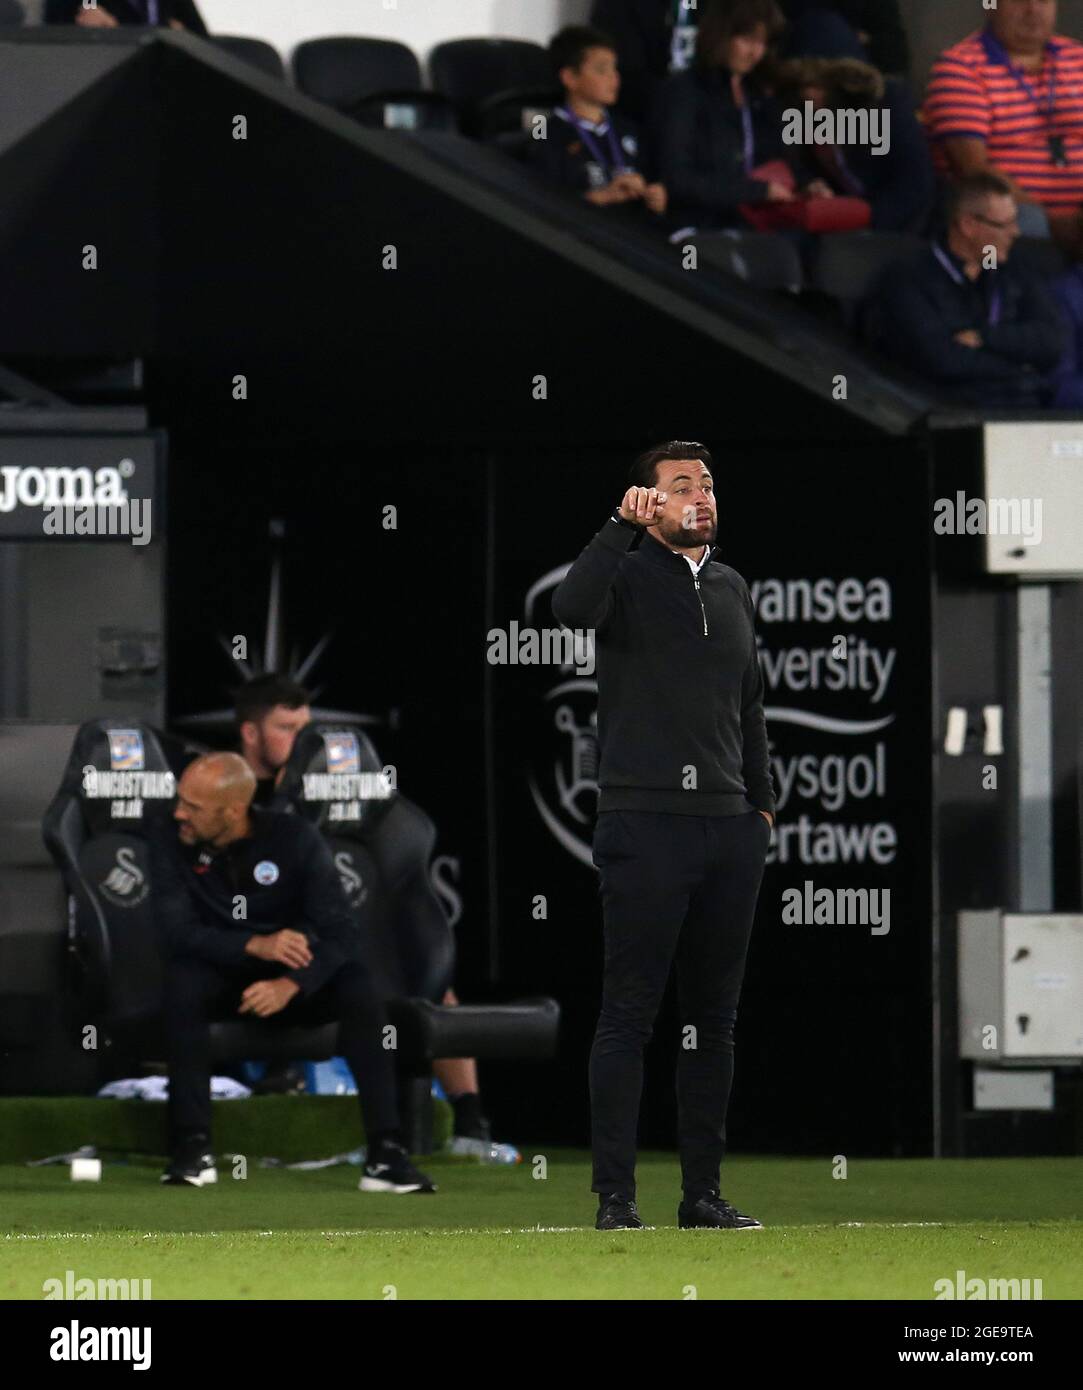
[729,76,755,172]
[983,29,1058,123]
[740,101,755,172]
[556,107,628,176]
[932,242,1002,327]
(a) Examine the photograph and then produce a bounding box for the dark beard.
[656,514,716,550]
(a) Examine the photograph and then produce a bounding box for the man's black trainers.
[595,1194,644,1230]
[160,1136,217,1187]
[678,1193,763,1229]
[359,1140,437,1194]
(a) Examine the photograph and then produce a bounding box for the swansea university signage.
[512,569,906,875]
[752,574,897,869]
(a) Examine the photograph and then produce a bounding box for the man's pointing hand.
[619,486,668,528]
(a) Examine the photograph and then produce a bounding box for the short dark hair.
[549,24,616,79]
[629,440,714,489]
[235,673,311,727]
[947,171,1016,223]
[695,0,786,69]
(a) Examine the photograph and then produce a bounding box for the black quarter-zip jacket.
[552,517,776,816]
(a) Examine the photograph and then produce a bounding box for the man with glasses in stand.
[864,171,1066,408]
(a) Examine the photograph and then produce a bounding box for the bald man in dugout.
[150,752,435,1192]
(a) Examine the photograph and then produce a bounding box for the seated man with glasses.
[862,171,1067,408]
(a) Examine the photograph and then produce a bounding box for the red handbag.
[738,159,871,233]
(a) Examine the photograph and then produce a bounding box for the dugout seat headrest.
[52,719,181,838]
[274,723,398,838]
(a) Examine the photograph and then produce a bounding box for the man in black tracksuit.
[552,440,774,1231]
[150,751,435,1193]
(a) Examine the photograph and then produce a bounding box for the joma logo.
[0,465,130,513]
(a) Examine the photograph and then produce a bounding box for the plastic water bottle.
[445,1135,522,1164]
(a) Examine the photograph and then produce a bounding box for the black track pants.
[589,808,771,1200]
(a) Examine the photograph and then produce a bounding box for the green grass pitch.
[3,1153,1081,1300]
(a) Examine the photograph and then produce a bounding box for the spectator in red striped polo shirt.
[923,0,1083,251]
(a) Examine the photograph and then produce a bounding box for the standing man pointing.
[552,441,775,1232]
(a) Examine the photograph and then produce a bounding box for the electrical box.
[958,910,1083,1059]
[982,423,1083,578]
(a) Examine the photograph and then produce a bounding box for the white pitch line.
[838,1222,944,1228]
[5,1220,983,1241]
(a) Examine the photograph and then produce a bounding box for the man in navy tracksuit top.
[150,752,435,1194]
[552,440,775,1231]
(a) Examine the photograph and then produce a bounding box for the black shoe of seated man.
[678,1192,763,1229]
[595,1193,644,1230]
[450,1090,490,1141]
[251,1061,306,1097]
[160,1135,217,1187]
[360,1139,437,1194]
[455,1115,492,1144]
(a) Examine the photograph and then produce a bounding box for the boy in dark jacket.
[530,25,669,219]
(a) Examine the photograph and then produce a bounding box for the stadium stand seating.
[429,37,557,137]
[689,230,805,294]
[809,229,925,330]
[171,24,1076,415]
[212,36,286,82]
[292,35,456,131]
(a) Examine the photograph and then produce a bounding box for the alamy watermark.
[781,880,890,935]
[43,1270,152,1300]
[933,493,1042,546]
[49,1321,151,1370]
[781,101,891,156]
[487,622,595,676]
[933,1269,1043,1300]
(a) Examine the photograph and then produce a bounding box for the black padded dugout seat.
[429,38,555,137]
[42,720,187,1046]
[292,37,455,131]
[264,723,560,1145]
